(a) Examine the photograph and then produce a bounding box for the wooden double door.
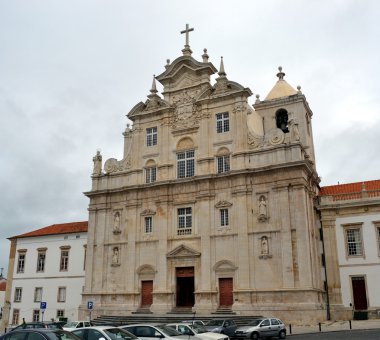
[219,277,233,306]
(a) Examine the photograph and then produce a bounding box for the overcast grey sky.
[1,0,379,275]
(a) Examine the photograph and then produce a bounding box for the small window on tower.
[276,109,289,133]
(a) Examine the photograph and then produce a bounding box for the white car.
[121,324,202,340]
[72,326,138,340]
[63,321,93,331]
[167,323,229,340]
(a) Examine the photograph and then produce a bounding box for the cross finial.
[181,24,194,47]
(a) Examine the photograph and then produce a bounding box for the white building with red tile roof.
[319,180,380,320]
[0,222,88,332]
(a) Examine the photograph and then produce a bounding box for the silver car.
[121,324,202,340]
[233,318,286,339]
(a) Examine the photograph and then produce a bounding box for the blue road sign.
[40,302,47,310]
[87,301,93,310]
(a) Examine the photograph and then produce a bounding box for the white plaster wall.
[335,213,380,308]
[8,232,87,326]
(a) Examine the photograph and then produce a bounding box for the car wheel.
[278,330,286,339]
[251,332,259,340]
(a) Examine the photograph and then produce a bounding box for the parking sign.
[87,301,93,310]
[40,302,47,310]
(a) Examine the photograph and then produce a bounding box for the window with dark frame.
[146,167,157,183]
[216,112,230,133]
[178,208,192,235]
[60,250,69,271]
[12,309,20,325]
[37,252,46,272]
[145,217,153,233]
[217,155,230,173]
[57,309,65,318]
[346,228,363,256]
[33,309,40,322]
[177,150,195,178]
[17,253,26,273]
[220,209,229,227]
[14,287,22,302]
[146,127,158,146]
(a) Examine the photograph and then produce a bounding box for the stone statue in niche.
[92,151,102,176]
[258,196,268,222]
[112,247,119,265]
[113,212,121,234]
[261,236,269,255]
[259,236,272,259]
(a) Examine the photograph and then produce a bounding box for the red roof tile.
[9,221,88,239]
[320,180,380,196]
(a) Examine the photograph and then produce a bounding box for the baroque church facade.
[80,26,327,323]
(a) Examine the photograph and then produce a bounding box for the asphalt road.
[289,329,380,339]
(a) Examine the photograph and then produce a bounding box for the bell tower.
[254,66,317,167]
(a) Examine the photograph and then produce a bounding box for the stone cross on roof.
[181,23,194,47]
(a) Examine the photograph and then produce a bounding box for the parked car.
[181,320,205,326]
[71,326,137,340]
[167,323,229,340]
[0,328,80,340]
[63,321,93,331]
[10,321,63,331]
[203,320,237,337]
[233,318,286,339]
[121,324,202,340]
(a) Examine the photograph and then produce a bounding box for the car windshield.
[104,328,138,340]
[205,320,223,327]
[64,322,78,328]
[46,330,82,340]
[188,325,207,334]
[156,325,182,336]
[247,320,263,326]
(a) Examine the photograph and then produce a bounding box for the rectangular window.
[37,252,46,272]
[217,155,230,173]
[60,250,69,271]
[178,208,192,235]
[146,127,158,146]
[14,287,22,302]
[33,309,40,322]
[34,287,43,302]
[177,150,195,178]
[346,228,363,256]
[57,287,66,302]
[146,167,157,183]
[216,112,230,133]
[17,253,26,273]
[377,226,380,255]
[12,309,20,325]
[57,310,65,318]
[144,217,153,233]
[220,209,229,227]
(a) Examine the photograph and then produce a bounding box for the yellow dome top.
[264,67,297,100]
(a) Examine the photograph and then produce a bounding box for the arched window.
[216,147,230,173]
[145,159,157,183]
[276,108,289,133]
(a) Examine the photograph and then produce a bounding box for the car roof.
[73,326,118,330]
[121,324,164,327]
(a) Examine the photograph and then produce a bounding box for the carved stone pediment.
[215,200,233,208]
[213,260,237,272]
[167,244,201,259]
[141,209,156,216]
